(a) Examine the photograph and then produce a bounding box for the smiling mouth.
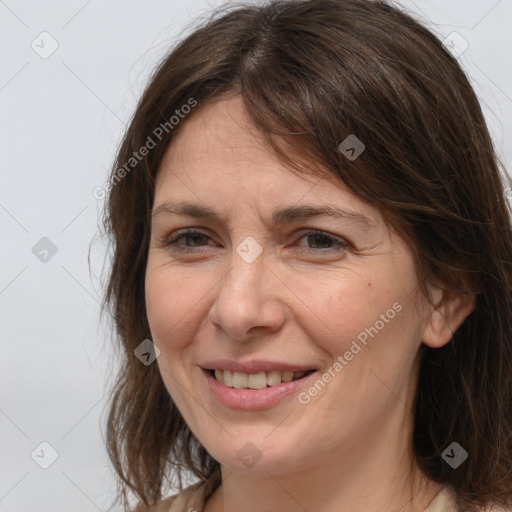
[208,368,317,389]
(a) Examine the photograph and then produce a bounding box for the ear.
[421,282,476,349]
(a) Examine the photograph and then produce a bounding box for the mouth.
[205,368,317,389]
[200,364,320,410]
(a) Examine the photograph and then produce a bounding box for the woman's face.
[145,96,441,475]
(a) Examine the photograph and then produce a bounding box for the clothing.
[423,485,458,512]
[150,481,206,512]
[150,481,465,512]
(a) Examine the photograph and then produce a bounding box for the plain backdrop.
[0,1,511,511]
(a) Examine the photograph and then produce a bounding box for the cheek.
[144,262,219,351]
[286,266,395,354]
[145,258,222,357]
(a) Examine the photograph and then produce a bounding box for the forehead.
[153,96,382,229]
[158,96,284,175]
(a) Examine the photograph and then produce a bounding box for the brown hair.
[99,1,512,510]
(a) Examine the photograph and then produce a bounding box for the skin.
[145,96,474,512]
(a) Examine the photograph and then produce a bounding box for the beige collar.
[159,482,463,512]
[423,485,459,512]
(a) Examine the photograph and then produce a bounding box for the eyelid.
[160,228,212,249]
[294,229,350,253]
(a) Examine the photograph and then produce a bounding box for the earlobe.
[421,289,476,349]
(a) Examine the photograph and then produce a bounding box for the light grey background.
[0,1,511,511]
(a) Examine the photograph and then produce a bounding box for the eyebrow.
[152,200,375,230]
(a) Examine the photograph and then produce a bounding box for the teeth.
[212,369,310,389]
[267,370,283,386]
[224,370,233,387]
[282,371,294,382]
[232,371,248,389]
[248,372,267,389]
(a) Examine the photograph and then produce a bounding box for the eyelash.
[163,229,349,254]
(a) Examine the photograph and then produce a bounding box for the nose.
[208,243,286,343]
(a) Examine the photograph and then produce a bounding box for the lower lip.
[201,368,318,410]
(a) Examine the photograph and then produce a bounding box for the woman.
[100,1,512,511]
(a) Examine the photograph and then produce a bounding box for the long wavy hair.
[99,0,512,510]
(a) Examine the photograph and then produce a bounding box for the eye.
[163,229,213,252]
[293,230,349,253]
[162,228,348,254]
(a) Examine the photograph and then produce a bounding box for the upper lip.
[200,359,318,374]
